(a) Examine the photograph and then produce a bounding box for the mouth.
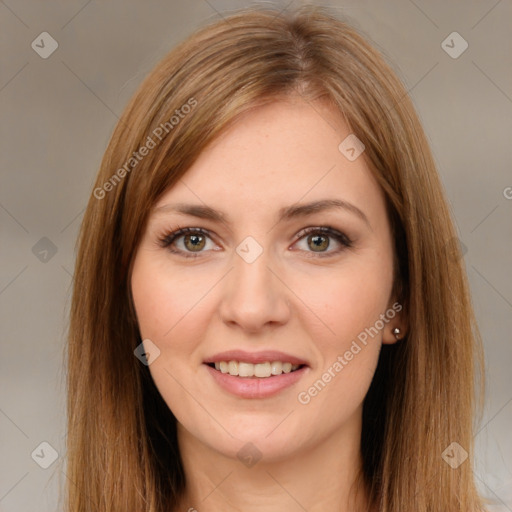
[205,360,306,378]
[203,358,309,399]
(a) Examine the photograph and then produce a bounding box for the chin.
[201,415,309,461]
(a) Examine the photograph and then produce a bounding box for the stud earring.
[392,327,401,340]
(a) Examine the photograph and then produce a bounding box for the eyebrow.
[152,198,371,228]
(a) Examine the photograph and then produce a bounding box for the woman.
[65,4,488,511]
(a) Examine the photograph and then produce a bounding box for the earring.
[392,327,401,340]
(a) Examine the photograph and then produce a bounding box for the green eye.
[293,226,353,257]
[159,226,352,259]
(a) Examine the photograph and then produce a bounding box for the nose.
[218,247,291,334]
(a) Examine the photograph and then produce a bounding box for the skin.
[130,95,405,512]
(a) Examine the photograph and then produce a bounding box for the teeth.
[271,361,282,375]
[255,362,271,377]
[210,360,301,377]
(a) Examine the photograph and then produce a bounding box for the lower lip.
[204,364,308,399]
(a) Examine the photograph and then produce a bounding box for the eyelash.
[157,225,353,259]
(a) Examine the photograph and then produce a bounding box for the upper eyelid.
[163,226,351,250]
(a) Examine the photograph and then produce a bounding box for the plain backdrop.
[1,0,511,510]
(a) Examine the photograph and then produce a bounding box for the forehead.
[153,98,385,223]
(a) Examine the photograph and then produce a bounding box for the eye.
[292,226,353,257]
[158,225,353,259]
[158,227,218,258]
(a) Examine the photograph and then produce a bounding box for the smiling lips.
[203,349,309,398]
[211,360,301,377]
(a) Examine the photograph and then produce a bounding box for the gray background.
[1,0,511,510]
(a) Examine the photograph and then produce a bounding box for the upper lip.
[204,350,309,366]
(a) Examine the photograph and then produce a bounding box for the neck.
[174,410,371,512]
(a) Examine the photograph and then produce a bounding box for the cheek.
[293,268,388,425]
[131,251,204,341]
[130,251,218,404]
[296,256,394,349]
[290,250,393,412]
[130,252,208,415]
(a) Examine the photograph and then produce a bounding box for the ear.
[382,298,407,345]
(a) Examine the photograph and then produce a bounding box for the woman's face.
[131,97,401,462]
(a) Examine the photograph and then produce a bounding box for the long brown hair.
[64,4,487,511]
